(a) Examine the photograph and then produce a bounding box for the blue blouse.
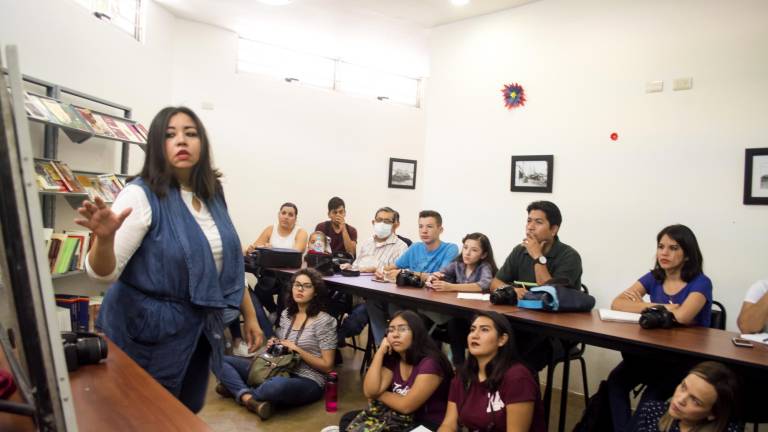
[638,272,712,327]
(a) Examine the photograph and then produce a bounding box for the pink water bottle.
[325,371,338,413]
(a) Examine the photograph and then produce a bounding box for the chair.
[542,284,591,432]
[397,235,412,246]
[710,300,726,330]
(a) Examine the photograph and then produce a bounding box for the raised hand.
[74,196,132,239]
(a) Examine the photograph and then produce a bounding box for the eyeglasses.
[375,218,395,224]
[292,282,314,290]
[386,325,411,334]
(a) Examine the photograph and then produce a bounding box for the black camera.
[61,331,108,372]
[396,270,424,288]
[639,305,677,329]
[490,285,519,306]
[267,342,291,357]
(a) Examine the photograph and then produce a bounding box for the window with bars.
[237,39,421,107]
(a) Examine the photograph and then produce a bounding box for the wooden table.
[68,339,212,432]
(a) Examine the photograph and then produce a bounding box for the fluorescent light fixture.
[451,0,470,5]
[258,0,293,5]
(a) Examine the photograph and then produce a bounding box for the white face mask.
[373,222,392,239]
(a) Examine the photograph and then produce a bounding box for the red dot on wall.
[610,132,619,141]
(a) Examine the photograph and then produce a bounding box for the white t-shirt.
[743,279,768,332]
[85,184,223,282]
[269,224,301,250]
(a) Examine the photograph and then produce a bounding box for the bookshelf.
[4,70,147,299]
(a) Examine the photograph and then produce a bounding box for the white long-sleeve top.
[85,184,223,283]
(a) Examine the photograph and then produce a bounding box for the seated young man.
[336,207,409,346]
[367,210,458,344]
[488,200,582,371]
[315,196,357,258]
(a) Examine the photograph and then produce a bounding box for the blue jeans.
[219,356,323,407]
[224,290,274,339]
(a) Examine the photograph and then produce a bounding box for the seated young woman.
[425,232,498,365]
[340,310,453,431]
[629,361,742,432]
[215,268,336,420]
[607,224,713,432]
[438,311,546,432]
[246,202,308,253]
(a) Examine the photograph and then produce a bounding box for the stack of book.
[23,91,148,144]
[55,294,90,332]
[44,229,92,275]
[34,159,126,202]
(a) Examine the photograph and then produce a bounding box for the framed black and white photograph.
[388,158,417,189]
[511,155,553,193]
[744,147,768,205]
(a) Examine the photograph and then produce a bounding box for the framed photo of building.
[388,158,417,190]
[744,148,768,205]
[511,155,553,193]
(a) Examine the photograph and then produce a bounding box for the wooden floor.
[198,346,588,432]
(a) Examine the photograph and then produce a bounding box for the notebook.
[599,308,641,323]
[739,333,768,345]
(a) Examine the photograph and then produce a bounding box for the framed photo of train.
[511,155,553,193]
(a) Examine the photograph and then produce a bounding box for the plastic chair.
[542,284,591,432]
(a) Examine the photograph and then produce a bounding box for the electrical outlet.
[673,77,693,91]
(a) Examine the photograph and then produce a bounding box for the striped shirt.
[276,310,337,387]
[354,234,408,270]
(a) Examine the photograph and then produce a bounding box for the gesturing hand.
[74,196,132,239]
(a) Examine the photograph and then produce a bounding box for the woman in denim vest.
[77,106,263,412]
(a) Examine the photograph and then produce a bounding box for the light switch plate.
[673,77,693,91]
[645,80,664,93]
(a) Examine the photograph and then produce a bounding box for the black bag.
[246,247,302,269]
[304,252,334,276]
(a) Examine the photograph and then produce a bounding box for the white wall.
[424,0,768,393]
[0,0,176,294]
[168,19,427,246]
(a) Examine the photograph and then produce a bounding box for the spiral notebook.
[598,308,641,323]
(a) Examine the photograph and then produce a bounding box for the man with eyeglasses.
[338,207,408,349]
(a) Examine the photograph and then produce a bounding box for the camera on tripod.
[61,331,108,372]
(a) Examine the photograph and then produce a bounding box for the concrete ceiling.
[154,0,536,30]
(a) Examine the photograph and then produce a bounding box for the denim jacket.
[96,178,243,396]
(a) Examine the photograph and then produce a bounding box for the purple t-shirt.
[315,221,357,256]
[448,363,546,432]
[638,272,712,327]
[383,355,449,425]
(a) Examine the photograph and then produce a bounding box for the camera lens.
[76,336,108,365]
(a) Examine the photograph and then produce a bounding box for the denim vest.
[96,178,244,396]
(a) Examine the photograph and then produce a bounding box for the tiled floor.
[198,345,588,432]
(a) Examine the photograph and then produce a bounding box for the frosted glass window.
[238,39,336,89]
[72,0,143,41]
[336,62,420,107]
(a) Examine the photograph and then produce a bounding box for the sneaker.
[245,399,273,420]
[215,383,233,399]
[233,341,256,358]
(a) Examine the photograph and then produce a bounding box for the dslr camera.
[61,331,108,372]
[266,342,291,357]
[490,285,519,306]
[396,270,424,288]
[639,305,677,329]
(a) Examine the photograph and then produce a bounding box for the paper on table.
[599,308,641,323]
[739,333,768,345]
[457,293,490,301]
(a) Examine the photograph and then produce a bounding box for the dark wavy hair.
[658,361,740,432]
[459,311,521,393]
[453,232,498,275]
[650,224,704,282]
[283,268,328,318]
[138,106,222,200]
[383,310,453,380]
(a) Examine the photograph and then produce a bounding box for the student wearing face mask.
[337,207,408,348]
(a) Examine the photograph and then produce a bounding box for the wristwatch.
[534,255,547,265]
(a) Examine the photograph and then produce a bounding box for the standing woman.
[438,311,546,432]
[77,106,263,413]
[607,224,713,432]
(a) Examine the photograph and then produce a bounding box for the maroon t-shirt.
[383,355,449,425]
[315,221,357,256]
[448,363,545,432]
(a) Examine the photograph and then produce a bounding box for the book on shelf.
[34,159,68,192]
[100,115,131,141]
[50,160,85,193]
[47,231,92,274]
[96,173,124,202]
[24,92,53,121]
[74,107,111,136]
[55,295,90,332]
